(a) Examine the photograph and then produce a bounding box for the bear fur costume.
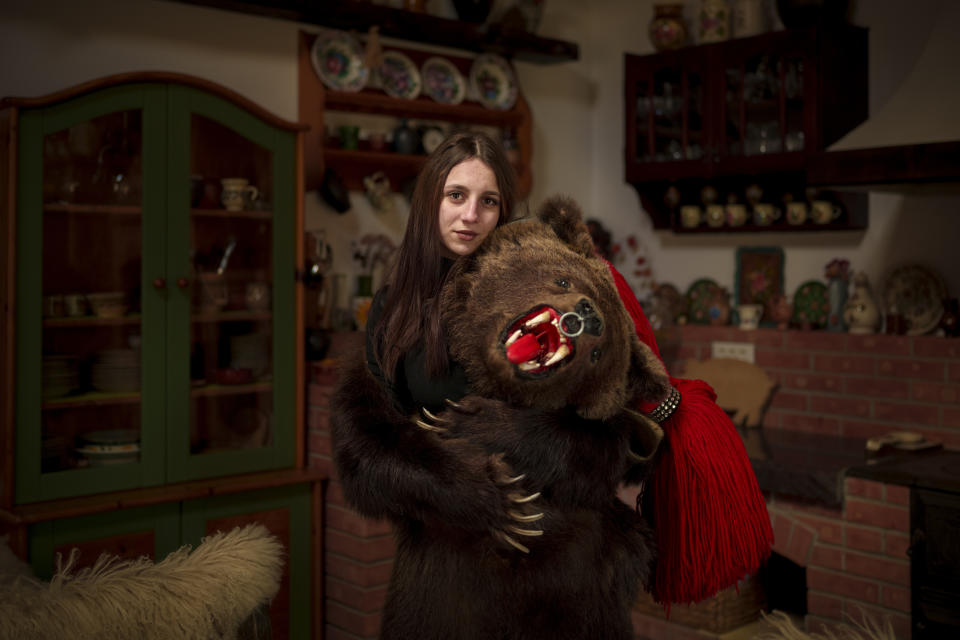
[331,196,672,640]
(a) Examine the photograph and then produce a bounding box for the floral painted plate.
[883,264,947,335]
[684,278,722,325]
[421,57,466,105]
[377,50,421,100]
[470,54,518,110]
[792,280,830,329]
[310,30,369,92]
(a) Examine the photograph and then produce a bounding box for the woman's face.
[437,158,501,259]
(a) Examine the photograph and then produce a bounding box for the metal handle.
[177,277,190,289]
[153,277,166,290]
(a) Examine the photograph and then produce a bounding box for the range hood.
[808,5,960,190]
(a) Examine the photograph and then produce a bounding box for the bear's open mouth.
[501,305,574,375]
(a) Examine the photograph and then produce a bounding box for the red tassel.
[605,261,773,605]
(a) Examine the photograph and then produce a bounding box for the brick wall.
[664,325,960,449]
[307,332,392,640]
[308,328,959,639]
[766,478,912,638]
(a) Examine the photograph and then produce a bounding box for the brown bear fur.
[331,196,671,640]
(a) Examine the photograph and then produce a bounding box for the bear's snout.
[574,298,603,337]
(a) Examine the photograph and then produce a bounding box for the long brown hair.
[373,130,519,381]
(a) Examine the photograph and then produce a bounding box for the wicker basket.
[633,574,767,634]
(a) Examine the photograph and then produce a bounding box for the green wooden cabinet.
[3,74,305,505]
[27,483,314,639]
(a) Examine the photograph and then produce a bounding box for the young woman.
[365,130,518,413]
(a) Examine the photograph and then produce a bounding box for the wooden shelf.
[190,381,272,398]
[192,310,272,323]
[190,208,272,219]
[299,31,534,197]
[43,391,141,410]
[325,90,525,127]
[44,203,141,215]
[167,0,578,64]
[44,314,142,328]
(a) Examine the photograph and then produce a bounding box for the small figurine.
[767,293,793,330]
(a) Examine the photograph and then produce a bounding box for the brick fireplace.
[308,328,960,639]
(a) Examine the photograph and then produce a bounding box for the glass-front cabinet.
[624,25,868,230]
[6,77,301,504]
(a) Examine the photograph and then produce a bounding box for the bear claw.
[508,510,544,523]
[415,418,447,433]
[498,532,530,554]
[509,491,541,504]
[421,407,450,424]
[508,525,544,537]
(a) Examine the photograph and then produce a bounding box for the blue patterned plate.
[421,57,466,105]
[377,50,421,100]
[470,53,518,110]
[310,30,368,92]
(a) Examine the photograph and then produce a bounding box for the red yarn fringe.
[606,261,774,605]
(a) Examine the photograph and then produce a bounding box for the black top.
[365,281,470,414]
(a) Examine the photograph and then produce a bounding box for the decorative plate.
[883,264,947,335]
[470,54,518,110]
[377,50,421,100]
[684,278,722,325]
[310,30,369,92]
[792,280,830,329]
[421,57,466,105]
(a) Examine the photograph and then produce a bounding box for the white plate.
[470,54,518,110]
[310,30,369,92]
[377,50,421,100]
[421,57,466,105]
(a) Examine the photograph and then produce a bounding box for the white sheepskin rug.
[760,610,899,640]
[0,524,284,640]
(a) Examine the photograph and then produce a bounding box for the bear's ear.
[536,195,596,259]
[627,335,672,406]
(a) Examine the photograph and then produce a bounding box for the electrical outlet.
[711,341,755,363]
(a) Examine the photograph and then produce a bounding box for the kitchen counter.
[742,428,869,507]
[846,448,960,494]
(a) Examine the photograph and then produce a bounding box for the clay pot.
[649,4,688,51]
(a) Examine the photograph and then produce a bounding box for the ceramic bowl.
[87,292,128,318]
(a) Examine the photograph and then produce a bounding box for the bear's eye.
[555,278,570,289]
[591,347,601,362]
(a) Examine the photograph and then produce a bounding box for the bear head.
[442,196,671,420]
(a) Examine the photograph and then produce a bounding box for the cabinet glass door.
[165,87,296,482]
[723,52,805,157]
[16,86,167,502]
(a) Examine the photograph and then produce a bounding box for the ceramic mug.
[64,293,88,317]
[680,205,703,228]
[786,201,808,225]
[221,178,259,212]
[737,303,763,330]
[705,204,725,227]
[753,203,781,226]
[725,203,748,227]
[811,200,842,224]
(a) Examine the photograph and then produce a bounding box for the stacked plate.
[91,348,140,393]
[76,429,140,466]
[42,355,79,399]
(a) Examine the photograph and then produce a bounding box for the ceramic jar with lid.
[649,4,688,51]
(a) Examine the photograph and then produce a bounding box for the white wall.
[2,0,958,304]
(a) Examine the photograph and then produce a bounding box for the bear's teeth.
[543,344,570,367]
[518,361,540,371]
[505,329,522,346]
[524,310,552,328]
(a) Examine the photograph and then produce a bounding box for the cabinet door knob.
[177,277,190,289]
[153,277,166,290]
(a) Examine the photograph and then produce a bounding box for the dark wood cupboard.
[624,25,869,232]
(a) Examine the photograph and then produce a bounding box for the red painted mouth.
[502,306,574,375]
